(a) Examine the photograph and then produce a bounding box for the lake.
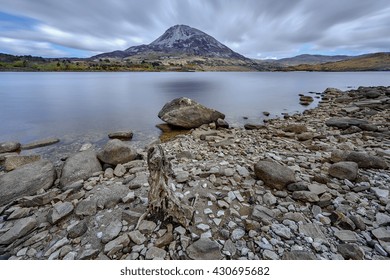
[0,71,389,154]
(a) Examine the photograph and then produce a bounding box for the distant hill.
[274,54,353,66]
[288,52,390,71]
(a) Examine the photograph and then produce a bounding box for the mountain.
[93,25,248,61]
[274,54,353,66]
[288,52,390,71]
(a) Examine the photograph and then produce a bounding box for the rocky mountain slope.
[93,25,249,61]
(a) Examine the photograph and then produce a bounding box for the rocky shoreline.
[0,85,389,260]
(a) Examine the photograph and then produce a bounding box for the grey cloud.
[0,0,389,58]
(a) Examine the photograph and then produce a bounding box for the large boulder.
[60,150,102,188]
[345,152,388,169]
[328,161,358,181]
[0,160,56,206]
[158,97,225,129]
[98,139,137,165]
[325,118,368,129]
[254,160,296,190]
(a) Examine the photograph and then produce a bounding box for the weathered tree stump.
[137,145,194,228]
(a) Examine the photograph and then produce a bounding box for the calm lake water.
[0,72,389,152]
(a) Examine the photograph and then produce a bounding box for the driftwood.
[136,145,194,228]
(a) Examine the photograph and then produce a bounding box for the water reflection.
[159,79,216,99]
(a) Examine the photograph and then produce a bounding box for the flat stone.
[75,200,97,216]
[127,173,148,189]
[252,205,275,225]
[44,237,69,257]
[21,138,59,150]
[231,228,245,241]
[292,191,319,203]
[325,118,368,129]
[263,192,277,205]
[104,234,130,256]
[334,230,358,242]
[283,212,306,223]
[122,191,135,203]
[263,249,279,260]
[98,139,137,165]
[372,228,390,242]
[337,243,364,260]
[0,216,37,245]
[102,219,122,243]
[145,247,166,260]
[67,220,88,239]
[376,213,390,226]
[122,210,143,224]
[186,238,223,260]
[4,155,41,171]
[108,131,133,140]
[271,224,291,239]
[78,249,100,260]
[298,223,327,242]
[223,239,236,256]
[371,187,389,199]
[0,160,56,206]
[175,171,190,183]
[48,201,74,224]
[282,250,317,260]
[308,184,327,195]
[138,220,157,234]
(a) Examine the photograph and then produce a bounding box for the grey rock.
[263,192,277,206]
[337,244,364,260]
[263,249,279,260]
[186,238,223,260]
[4,155,41,171]
[350,215,366,231]
[308,184,327,195]
[254,160,296,190]
[102,219,123,243]
[175,171,190,183]
[328,161,358,181]
[129,230,146,245]
[376,213,390,226]
[75,200,97,216]
[78,249,100,260]
[127,173,148,189]
[292,191,319,203]
[223,239,236,256]
[122,210,143,224]
[60,150,102,188]
[271,224,291,239]
[145,247,167,260]
[371,187,389,199]
[334,230,358,242]
[283,212,306,223]
[158,97,225,129]
[244,123,266,130]
[67,220,88,239]
[287,182,309,192]
[216,118,229,129]
[44,237,69,257]
[283,124,307,133]
[108,131,133,140]
[138,220,157,234]
[372,228,390,242]
[0,216,37,245]
[325,118,368,129]
[329,150,346,164]
[0,160,56,206]
[113,164,126,177]
[345,152,388,169]
[252,205,275,225]
[21,138,59,150]
[0,141,20,153]
[48,201,74,224]
[298,223,327,242]
[231,228,245,241]
[104,234,130,256]
[282,250,317,260]
[104,168,114,179]
[98,139,137,165]
[375,243,388,256]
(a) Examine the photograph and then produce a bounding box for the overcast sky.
[0,0,389,59]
